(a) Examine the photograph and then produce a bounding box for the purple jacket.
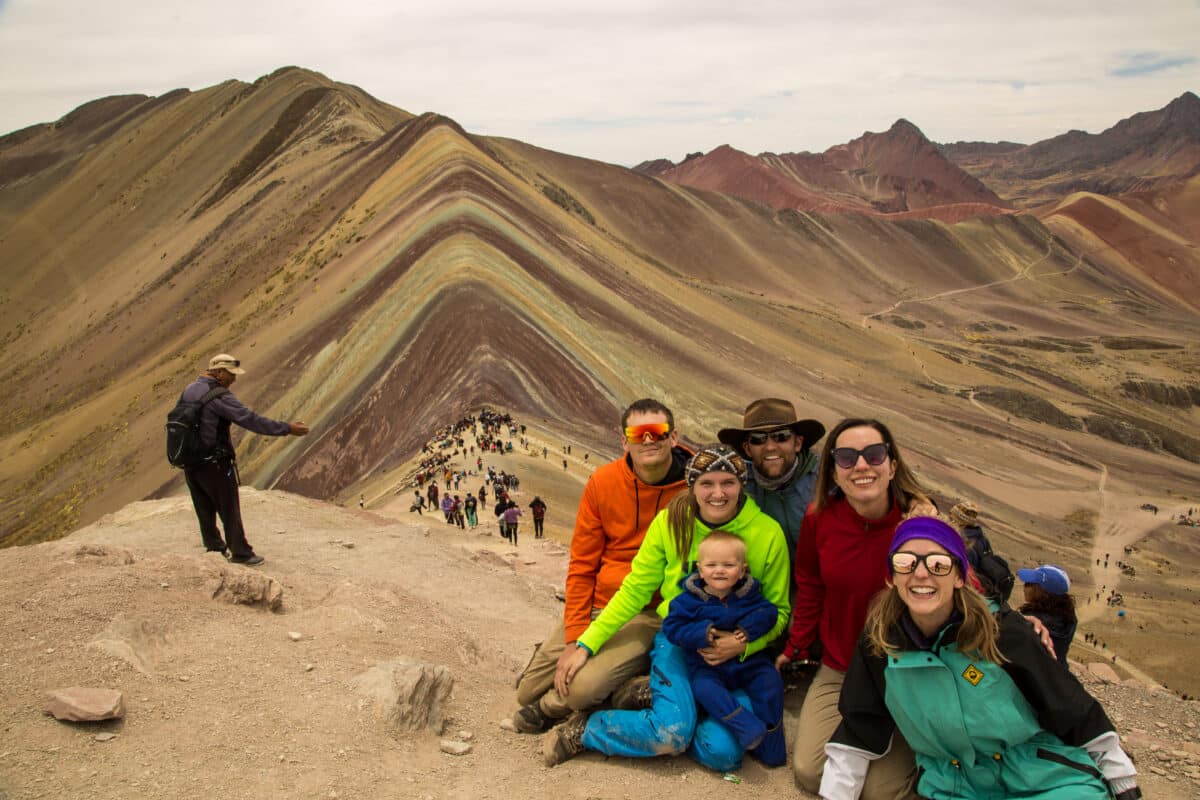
[502,506,523,524]
[181,376,291,457]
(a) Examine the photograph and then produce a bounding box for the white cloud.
[0,0,1196,165]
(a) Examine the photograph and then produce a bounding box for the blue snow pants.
[689,654,786,766]
[580,630,751,771]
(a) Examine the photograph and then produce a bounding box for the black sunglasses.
[891,551,957,577]
[831,442,889,469]
[746,429,795,446]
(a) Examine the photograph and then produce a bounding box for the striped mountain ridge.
[1,67,1198,557]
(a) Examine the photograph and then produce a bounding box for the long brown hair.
[866,580,1006,664]
[666,446,747,563]
[1019,586,1078,624]
[811,418,929,514]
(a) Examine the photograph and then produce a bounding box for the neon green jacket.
[577,497,790,659]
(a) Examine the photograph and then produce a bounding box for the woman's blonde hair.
[866,580,1006,665]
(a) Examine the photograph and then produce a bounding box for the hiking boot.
[542,711,589,767]
[610,675,652,710]
[512,701,551,734]
[231,554,265,566]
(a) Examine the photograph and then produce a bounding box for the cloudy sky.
[1,0,1196,166]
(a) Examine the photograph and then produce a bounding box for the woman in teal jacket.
[544,444,791,771]
[822,516,1139,800]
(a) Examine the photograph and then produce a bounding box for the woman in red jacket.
[776,418,931,800]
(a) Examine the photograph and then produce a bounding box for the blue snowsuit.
[662,571,786,766]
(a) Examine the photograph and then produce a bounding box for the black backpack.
[963,525,1015,604]
[166,386,228,468]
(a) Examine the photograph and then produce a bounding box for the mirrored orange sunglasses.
[624,422,672,444]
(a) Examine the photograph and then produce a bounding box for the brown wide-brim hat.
[717,398,826,450]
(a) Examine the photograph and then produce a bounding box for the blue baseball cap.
[1017,564,1070,595]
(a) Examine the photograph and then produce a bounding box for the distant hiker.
[511,399,690,737]
[428,482,439,509]
[441,493,454,524]
[661,531,787,766]
[949,501,1014,604]
[177,354,308,566]
[359,495,365,510]
[543,446,548,459]
[821,516,1139,800]
[1018,564,1078,664]
[464,493,478,527]
[543,444,789,771]
[452,495,465,529]
[529,496,547,539]
[503,501,524,546]
[717,398,825,570]
[410,490,425,515]
[562,458,568,471]
[495,495,511,540]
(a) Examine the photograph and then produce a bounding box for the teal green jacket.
[577,497,790,660]
[829,610,1122,799]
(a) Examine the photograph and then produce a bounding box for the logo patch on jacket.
[962,663,984,686]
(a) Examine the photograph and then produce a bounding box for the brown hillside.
[0,486,1194,799]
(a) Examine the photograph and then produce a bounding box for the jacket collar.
[682,569,758,602]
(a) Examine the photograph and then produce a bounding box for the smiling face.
[832,424,895,519]
[742,428,802,480]
[894,538,965,637]
[696,536,747,598]
[692,471,742,526]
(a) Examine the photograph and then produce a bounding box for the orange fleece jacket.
[563,447,690,643]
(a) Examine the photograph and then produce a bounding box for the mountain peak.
[888,118,927,139]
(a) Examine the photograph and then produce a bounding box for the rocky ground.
[1,489,1196,799]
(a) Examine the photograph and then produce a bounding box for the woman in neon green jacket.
[544,444,790,770]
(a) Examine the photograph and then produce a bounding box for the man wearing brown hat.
[718,398,825,567]
[179,354,309,565]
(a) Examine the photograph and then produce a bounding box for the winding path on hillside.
[860,242,1082,328]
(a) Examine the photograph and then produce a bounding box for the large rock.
[209,568,283,611]
[1087,662,1122,684]
[350,659,453,733]
[69,544,135,565]
[44,688,125,722]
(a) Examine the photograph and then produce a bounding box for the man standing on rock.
[717,398,825,570]
[180,354,309,566]
[511,399,691,733]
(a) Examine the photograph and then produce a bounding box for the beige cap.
[207,354,245,374]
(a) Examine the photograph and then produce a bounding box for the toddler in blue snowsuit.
[662,531,786,766]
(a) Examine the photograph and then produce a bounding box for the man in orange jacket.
[511,399,692,733]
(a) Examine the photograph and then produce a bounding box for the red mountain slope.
[640,119,1009,220]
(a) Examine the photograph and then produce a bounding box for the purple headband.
[888,516,969,575]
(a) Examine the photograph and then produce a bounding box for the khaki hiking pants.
[792,664,918,800]
[516,610,660,719]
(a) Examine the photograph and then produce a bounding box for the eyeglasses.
[831,442,889,469]
[624,422,672,444]
[891,551,957,576]
[746,429,795,446]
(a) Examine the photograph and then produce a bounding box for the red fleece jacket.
[784,497,903,672]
